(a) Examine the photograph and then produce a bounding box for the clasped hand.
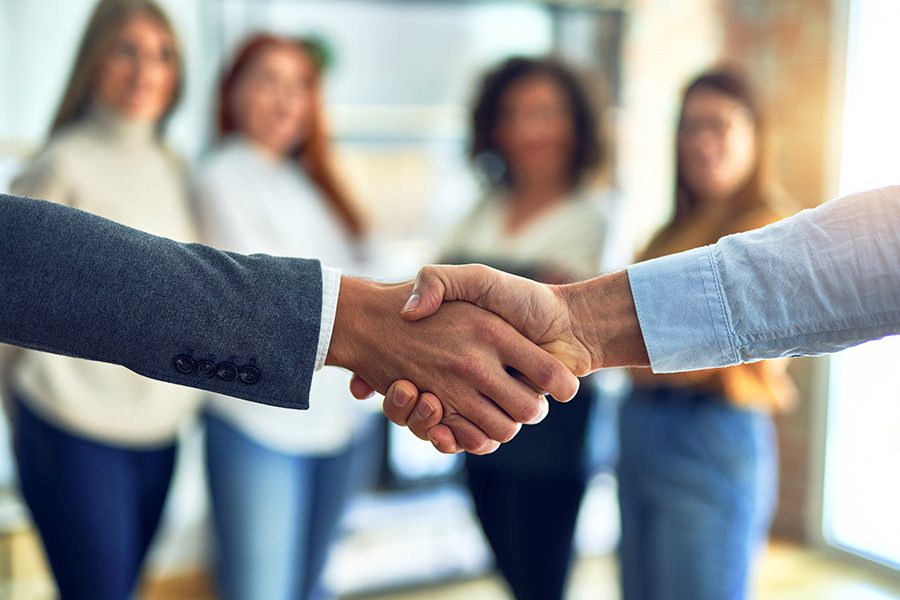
[339,265,617,455]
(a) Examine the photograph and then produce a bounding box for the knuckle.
[471,263,490,278]
[470,438,492,455]
[417,264,438,283]
[471,439,500,455]
[534,359,563,391]
[496,421,521,444]
[474,316,502,344]
[451,354,487,382]
[514,398,542,425]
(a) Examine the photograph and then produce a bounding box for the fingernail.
[531,399,550,424]
[391,385,413,408]
[415,399,435,420]
[401,293,420,313]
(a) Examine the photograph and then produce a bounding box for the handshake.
[324,264,650,455]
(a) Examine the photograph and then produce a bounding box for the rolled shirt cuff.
[626,246,739,373]
[315,267,342,372]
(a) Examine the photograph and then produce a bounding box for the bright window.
[822,0,900,570]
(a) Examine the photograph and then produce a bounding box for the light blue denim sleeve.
[627,186,900,373]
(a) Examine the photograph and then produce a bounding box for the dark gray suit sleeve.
[0,193,322,409]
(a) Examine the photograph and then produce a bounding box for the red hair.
[218,34,364,237]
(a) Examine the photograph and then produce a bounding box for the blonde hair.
[49,0,183,137]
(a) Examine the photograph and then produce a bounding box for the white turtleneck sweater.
[8,107,203,447]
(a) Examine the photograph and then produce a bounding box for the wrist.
[557,271,649,370]
[325,276,367,371]
[325,276,415,378]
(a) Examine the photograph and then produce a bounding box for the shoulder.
[9,128,85,199]
[196,141,240,174]
[734,186,799,232]
[42,120,113,162]
[734,205,787,233]
[192,143,246,190]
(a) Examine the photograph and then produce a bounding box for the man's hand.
[357,265,650,453]
[401,264,599,375]
[326,276,579,454]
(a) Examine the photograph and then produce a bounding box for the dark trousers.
[13,395,176,600]
[466,466,587,600]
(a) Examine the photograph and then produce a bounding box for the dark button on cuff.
[174,354,195,374]
[196,360,217,378]
[238,366,261,385]
[217,362,238,382]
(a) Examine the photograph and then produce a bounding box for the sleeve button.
[174,355,195,374]
[196,360,217,378]
[238,366,261,385]
[217,362,238,382]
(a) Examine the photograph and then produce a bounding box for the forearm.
[557,270,650,371]
[627,186,900,372]
[714,186,900,361]
[0,194,323,408]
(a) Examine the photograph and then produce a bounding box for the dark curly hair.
[469,56,604,189]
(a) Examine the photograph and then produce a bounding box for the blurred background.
[0,0,899,599]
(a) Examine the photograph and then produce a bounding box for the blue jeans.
[12,395,176,600]
[204,411,375,600]
[617,387,777,600]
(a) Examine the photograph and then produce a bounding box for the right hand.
[402,264,597,375]
[347,264,597,454]
[356,265,648,453]
[328,276,580,454]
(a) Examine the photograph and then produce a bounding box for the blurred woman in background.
[441,57,612,600]
[617,69,797,600]
[192,34,372,600]
[2,1,201,598]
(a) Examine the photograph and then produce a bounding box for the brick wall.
[720,0,836,545]
[621,0,841,543]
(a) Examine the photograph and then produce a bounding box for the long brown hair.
[647,69,775,257]
[49,0,183,137]
[217,34,364,237]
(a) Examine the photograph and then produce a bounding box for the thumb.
[400,264,492,321]
[400,265,449,321]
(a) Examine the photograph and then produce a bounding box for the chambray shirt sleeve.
[627,186,900,373]
[314,266,341,372]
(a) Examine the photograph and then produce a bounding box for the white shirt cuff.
[315,267,342,372]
